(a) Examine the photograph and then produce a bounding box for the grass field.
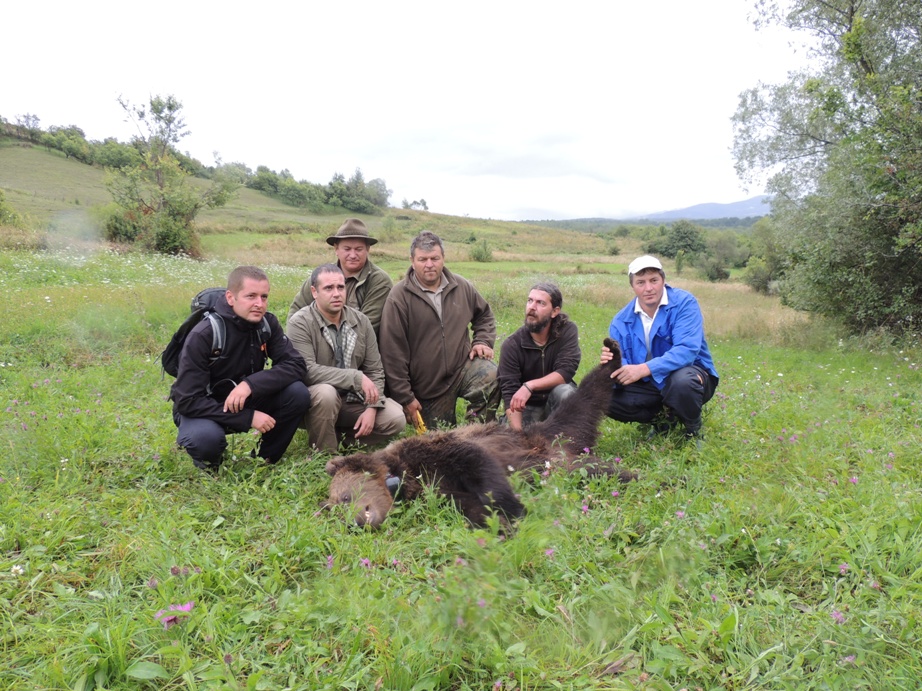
[2,147,921,689]
[0,229,920,690]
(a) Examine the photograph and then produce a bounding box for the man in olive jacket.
[379,231,499,429]
[287,218,392,336]
[172,266,311,471]
[287,264,405,452]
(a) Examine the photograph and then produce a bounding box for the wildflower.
[11,564,24,576]
[841,655,856,665]
[170,565,181,576]
[868,580,881,590]
[326,555,334,569]
[581,504,589,514]
[455,557,467,566]
[224,654,233,665]
[477,598,486,608]
[831,610,845,625]
[675,510,685,518]
[545,548,555,558]
[155,601,194,630]
[611,490,619,497]
[613,456,622,464]
[360,558,371,569]
[147,577,158,589]
[710,594,718,602]
[849,476,858,484]
[839,562,849,575]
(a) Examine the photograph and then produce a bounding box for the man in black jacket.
[171,266,312,471]
[497,282,581,431]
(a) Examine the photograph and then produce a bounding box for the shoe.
[645,419,677,440]
[684,430,703,449]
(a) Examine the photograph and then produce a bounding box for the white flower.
[11,564,24,576]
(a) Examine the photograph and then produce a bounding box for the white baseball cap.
[628,255,663,275]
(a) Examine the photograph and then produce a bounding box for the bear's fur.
[325,338,632,528]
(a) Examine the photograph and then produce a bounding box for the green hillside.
[0,137,634,268]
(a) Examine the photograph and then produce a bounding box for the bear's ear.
[325,457,347,476]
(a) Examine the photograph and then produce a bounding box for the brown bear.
[324,338,633,528]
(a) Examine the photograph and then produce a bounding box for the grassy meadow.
[1,164,921,689]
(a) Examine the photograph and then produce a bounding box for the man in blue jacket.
[602,255,718,441]
[172,266,312,471]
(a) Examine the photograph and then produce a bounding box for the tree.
[732,0,922,333]
[644,219,706,258]
[105,95,237,255]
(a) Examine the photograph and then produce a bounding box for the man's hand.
[360,374,379,405]
[599,346,615,365]
[404,398,423,424]
[469,343,494,360]
[250,411,276,434]
[353,408,377,438]
[223,381,253,413]
[509,384,532,413]
[611,363,651,386]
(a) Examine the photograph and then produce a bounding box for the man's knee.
[547,382,578,409]
[304,384,341,425]
[377,399,407,436]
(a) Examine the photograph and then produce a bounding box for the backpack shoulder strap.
[205,312,225,360]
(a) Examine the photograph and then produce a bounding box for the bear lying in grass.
[324,338,634,528]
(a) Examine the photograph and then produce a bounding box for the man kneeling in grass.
[602,255,719,444]
[171,266,312,471]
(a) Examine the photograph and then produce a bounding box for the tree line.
[1,103,395,254]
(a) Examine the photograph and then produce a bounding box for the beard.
[525,315,551,333]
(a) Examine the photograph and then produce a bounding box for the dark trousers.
[177,381,311,469]
[606,365,717,434]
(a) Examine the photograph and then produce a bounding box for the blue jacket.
[608,285,718,390]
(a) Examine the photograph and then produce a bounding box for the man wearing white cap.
[601,255,718,443]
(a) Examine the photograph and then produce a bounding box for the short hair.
[227,266,268,293]
[530,281,563,310]
[310,263,344,288]
[628,267,666,284]
[410,231,444,258]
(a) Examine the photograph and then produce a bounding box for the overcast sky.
[3,1,806,220]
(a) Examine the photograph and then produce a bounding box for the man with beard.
[497,282,581,432]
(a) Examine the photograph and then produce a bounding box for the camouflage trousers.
[418,357,500,429]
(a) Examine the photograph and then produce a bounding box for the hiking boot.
[646,419,678,440]
[684,430,703,450]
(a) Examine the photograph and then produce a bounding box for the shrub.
[469,240,493,262]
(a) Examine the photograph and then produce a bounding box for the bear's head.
[325,453,394,528]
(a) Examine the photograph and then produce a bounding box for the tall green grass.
[1,244,920,690]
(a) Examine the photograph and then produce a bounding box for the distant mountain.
[637,195,772,221]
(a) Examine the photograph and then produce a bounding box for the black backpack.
[160,287,271,377]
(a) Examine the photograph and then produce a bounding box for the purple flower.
[710,594,718,602]
[477,598,486,608]
[831,610,845,625]
[583,447,590,454]
[839,562,849,575]
[545,549,555,558]
[581,504,589,514]
[455,557,467,566]
[611,490,620,497]
[155,601,194,630]
[675,511,685,519]
[224,654,233,665]
[360,558,371,569]
[841,655,856,665]
[326,555,334,569]
[170,565,180,576]
[849,476,858,484]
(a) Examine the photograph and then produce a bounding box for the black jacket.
[170,299,307,430]
[497,317,581,408]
